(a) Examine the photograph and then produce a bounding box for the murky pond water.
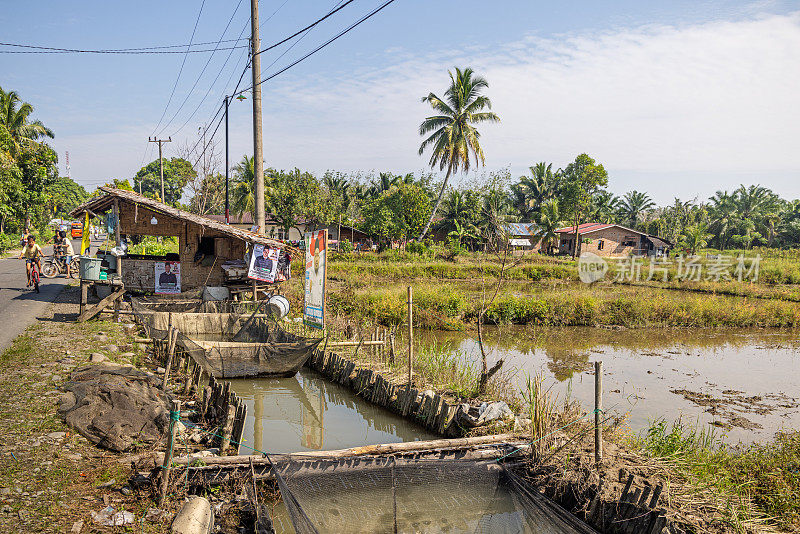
[417,327,800,444]
[226,369,437,455]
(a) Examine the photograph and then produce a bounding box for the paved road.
[0,238,85,354]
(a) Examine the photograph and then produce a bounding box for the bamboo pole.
[407,286,413,387]
[158,399,180,506]
[164,433,518,466]
[162,327,178,391]
[389,331,396,365]
[595,361,603,465]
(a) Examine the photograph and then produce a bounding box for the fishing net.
[268,456,598,534]
[131,297,322,378]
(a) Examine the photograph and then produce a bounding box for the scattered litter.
[90,506,134,526]
[456,401,513,428]
[145,508,168,522]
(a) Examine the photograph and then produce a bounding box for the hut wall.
[118,200,247,290]
[121,258,159,291]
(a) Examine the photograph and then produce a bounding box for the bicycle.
[42,254,80,279]
[28,259,40,293]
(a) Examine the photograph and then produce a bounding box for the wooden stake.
[183,359,194,395]
[407,286,413,387]
[158,399,181,506]
[595,361,603,465]
[162,327,177,391]
[79,281,88,316]
[389,332,396,365]
[220,403,236,455]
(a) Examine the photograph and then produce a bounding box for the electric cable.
[0,38,247,53]
[156,0,246,137]
[239,0,399,94]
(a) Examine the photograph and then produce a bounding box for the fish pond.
[417,326,800,444]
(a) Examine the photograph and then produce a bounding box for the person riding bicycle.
[54,230,75,278]
[19,234,43,291]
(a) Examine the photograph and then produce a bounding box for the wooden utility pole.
[148,137,171,203]
[251,0,265,233]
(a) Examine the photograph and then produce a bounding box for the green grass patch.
[639,419,800,529]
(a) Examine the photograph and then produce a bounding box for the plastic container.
[266,295,290,319]
[98,270,108,281]
[79,256,103,281]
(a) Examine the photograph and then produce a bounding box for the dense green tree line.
[0,87,87,236]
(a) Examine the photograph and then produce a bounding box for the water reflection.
[416,327,800,444]
[227,369,437,454]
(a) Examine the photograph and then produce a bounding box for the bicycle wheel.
[41,260,58,278]
[69,258,80,279]
[33,267,40,292]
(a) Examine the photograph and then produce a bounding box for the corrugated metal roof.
[504,222,539,236]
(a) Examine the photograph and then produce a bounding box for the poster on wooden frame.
[303,229,327,329]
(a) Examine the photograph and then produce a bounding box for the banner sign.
[155,261,181,294]
[248,244,280,283]
[304,229,327,329]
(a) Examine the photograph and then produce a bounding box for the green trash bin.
[79,256,103,281]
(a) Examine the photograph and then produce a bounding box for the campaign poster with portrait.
[154,261,181,294]
[304,229,327,329]
[248,244,280,283]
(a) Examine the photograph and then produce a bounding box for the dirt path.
[0,285,165,533]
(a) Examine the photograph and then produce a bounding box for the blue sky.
[2,0,799,203]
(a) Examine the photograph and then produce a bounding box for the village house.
[70,187,288,292]
[556,223,671,257]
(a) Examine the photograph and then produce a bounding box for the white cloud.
[260,10,800,199]
[63,10,800,201]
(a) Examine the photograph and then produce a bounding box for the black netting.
[268,457,597,534]
[131,297,322,378]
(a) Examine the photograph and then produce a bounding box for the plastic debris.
[90,506,135,526]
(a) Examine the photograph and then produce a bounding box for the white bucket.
[266,295,290,319]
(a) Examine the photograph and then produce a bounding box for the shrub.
[339,239,354,253]
[0,233,14,253]
[406,240,433,257]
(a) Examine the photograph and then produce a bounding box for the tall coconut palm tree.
[708,190,737,249]
[477,187,511,249]
[510,162,560,221]
[0,87,54,146]
[417,67,500,240]
[231,155,258,221]
[679,223,711,255]
[532,199,564,254]
[619,190,655,228]
[590,191,621,223]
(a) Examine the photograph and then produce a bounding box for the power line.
[239,0,399,95]
[259,0,347,78]
[139,0,208,174]
[254,0,355,57]
[149,0,208,140]
[169,33,249,137]
[156,0,246,137]
[0,41,246,54]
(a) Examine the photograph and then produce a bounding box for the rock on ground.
[58,363,172,452]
